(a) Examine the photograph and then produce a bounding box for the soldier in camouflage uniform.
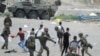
[47,6,52,20]
[37,28,56,56]
[26,35,35,56]
[1,23,10,49]
[78,33,93,56]
[4,15,12,27]
[25,28,35,56]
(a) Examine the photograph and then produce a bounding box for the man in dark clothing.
[37,28,56,56]
[61,27,70,56]
[4,15,12,27]
[1,23,10,49]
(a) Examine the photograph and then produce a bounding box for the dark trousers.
[57,35,63,51]
[61,42,69,56]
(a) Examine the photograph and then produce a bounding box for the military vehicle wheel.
[15,10,25,18]
[40,12,49,20]
[27,11,38,19]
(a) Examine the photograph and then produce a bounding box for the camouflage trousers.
[2,36,8,49]
[29,49,34,56]
[37,45,49,56]
[81,47,91,56]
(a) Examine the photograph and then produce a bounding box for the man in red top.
[16,27,26,50]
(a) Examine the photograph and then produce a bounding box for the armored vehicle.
[8,0,61,19]
[0,0,6,13]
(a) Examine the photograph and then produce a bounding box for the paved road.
[0,16,100,56]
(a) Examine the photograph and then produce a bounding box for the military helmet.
[44,27,48,31]
[78,33,83,37]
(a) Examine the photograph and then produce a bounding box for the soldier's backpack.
[25,36,35,48]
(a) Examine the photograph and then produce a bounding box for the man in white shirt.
[35,24,44,37]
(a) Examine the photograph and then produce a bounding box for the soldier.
[37,28,56,56]
[1,23,10,49]
[4,15,12,27]
[78,33,93,56]
[25,35,35,56]
[55,0,61,6]
[47,6,52,20]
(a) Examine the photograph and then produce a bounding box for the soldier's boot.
[81,49,84,56]
[1,43,6,49]
[1,45,5,49]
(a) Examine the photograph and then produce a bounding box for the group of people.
[0,15,93,56]
[0,15,56,56]
[55,22,93,56]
